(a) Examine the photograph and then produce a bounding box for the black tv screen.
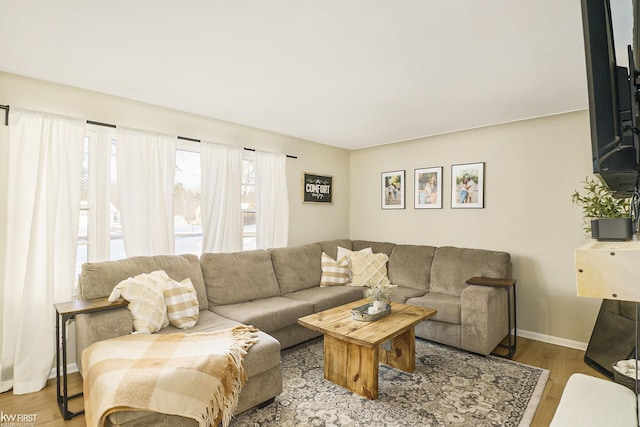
[581,0,639,198]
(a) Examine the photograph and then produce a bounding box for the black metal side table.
[466,276,517,359]
[55,297,128,419]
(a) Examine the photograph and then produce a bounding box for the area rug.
[231,338,549,427]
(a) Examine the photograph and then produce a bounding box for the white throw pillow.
[320,252,350,287]
[164,278,200,329]
[349,252,391,287]
[108,270,170,334]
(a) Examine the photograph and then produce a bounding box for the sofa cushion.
[388,286,427,303]
[269,244,322,294]
[210,297,314,332]
[350,252,391,287]
[80,254,208,310]
[320,252,350,287]
[164,278,200,329]
[430,246,511,296]
[283,286,364,312]
[159,309,241,333]
[201,250,280,306]
[388,245,436,291]
[352,240,396,256]
[157,310,281,378]
[107,270,170,334]
[317,239,352,261]
[406,292,461,324]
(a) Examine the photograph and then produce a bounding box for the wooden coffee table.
[297,299,436,399]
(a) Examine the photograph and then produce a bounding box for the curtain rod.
[89,122,297,158]
[87,119,116,128]
[176,136,298,159]
[2,104,298,159]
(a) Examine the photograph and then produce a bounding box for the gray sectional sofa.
[75,238,511,426]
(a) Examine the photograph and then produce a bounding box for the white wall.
[0,71,351,249]
[350,111,602,346]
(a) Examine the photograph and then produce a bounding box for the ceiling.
[0,0,589,150]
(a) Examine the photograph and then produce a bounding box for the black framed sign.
[303,173,333,204]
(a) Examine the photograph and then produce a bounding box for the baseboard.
[48,363,79,380]
[518,329,588,351]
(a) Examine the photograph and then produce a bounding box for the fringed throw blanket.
[82,326,259,427]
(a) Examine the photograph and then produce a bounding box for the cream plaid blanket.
[82,326,259,427]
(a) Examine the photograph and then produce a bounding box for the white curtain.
[200,142,243,253]
[116,127,176,256]
[1,108,85,394]
[255,151,289,249]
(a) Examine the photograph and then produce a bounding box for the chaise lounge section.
[74,238,512,426]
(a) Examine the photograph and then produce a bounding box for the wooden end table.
[55,297,128,419]
[298,299,436,399]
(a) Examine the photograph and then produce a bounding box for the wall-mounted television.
[581,0,640,198]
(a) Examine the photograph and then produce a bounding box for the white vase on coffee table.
[372,300,386,311]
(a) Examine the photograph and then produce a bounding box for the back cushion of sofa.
[388,245,436,291]
[352,240,396,256]
[201,250,280,306]
[317,239,352,261]
[430,246,511,296]
[79,254,208,310]
[270,244,322,294]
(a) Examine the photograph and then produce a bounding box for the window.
[109,140,124,260]
[75,127,122,279]
[76,134,255,277]
[174,142,203,255]
[242,157,256,250]
[77,136,90,277]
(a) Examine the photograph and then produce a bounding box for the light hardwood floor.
[0,337,609,426]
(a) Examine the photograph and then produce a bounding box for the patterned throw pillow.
[320,252,350,287]
[108,270,170,334]
[349,252,391,287]
[164,278,200,329]
[336,246,372,280]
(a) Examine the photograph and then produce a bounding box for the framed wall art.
[303,173,333,204]
[414,167,442,209]
[451,162,484,208]
[381,170,405,209]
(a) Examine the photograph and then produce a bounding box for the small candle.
[368,307,378,314]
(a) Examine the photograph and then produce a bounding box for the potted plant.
[365,279,397,311]
[571,176,633,240]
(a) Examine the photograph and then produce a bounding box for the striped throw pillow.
[164,278,200,329]
[320,252,350,287]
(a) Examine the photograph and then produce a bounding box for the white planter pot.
[373,300,386,311]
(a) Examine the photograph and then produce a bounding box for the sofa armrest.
[460,285,508,355]
[75,308,133,375]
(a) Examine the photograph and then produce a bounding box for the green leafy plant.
[571,176,631,232]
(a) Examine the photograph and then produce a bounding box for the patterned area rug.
[232,338,549,427]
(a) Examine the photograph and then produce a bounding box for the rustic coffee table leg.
[379,326,416,372]
[324,334,379,399]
